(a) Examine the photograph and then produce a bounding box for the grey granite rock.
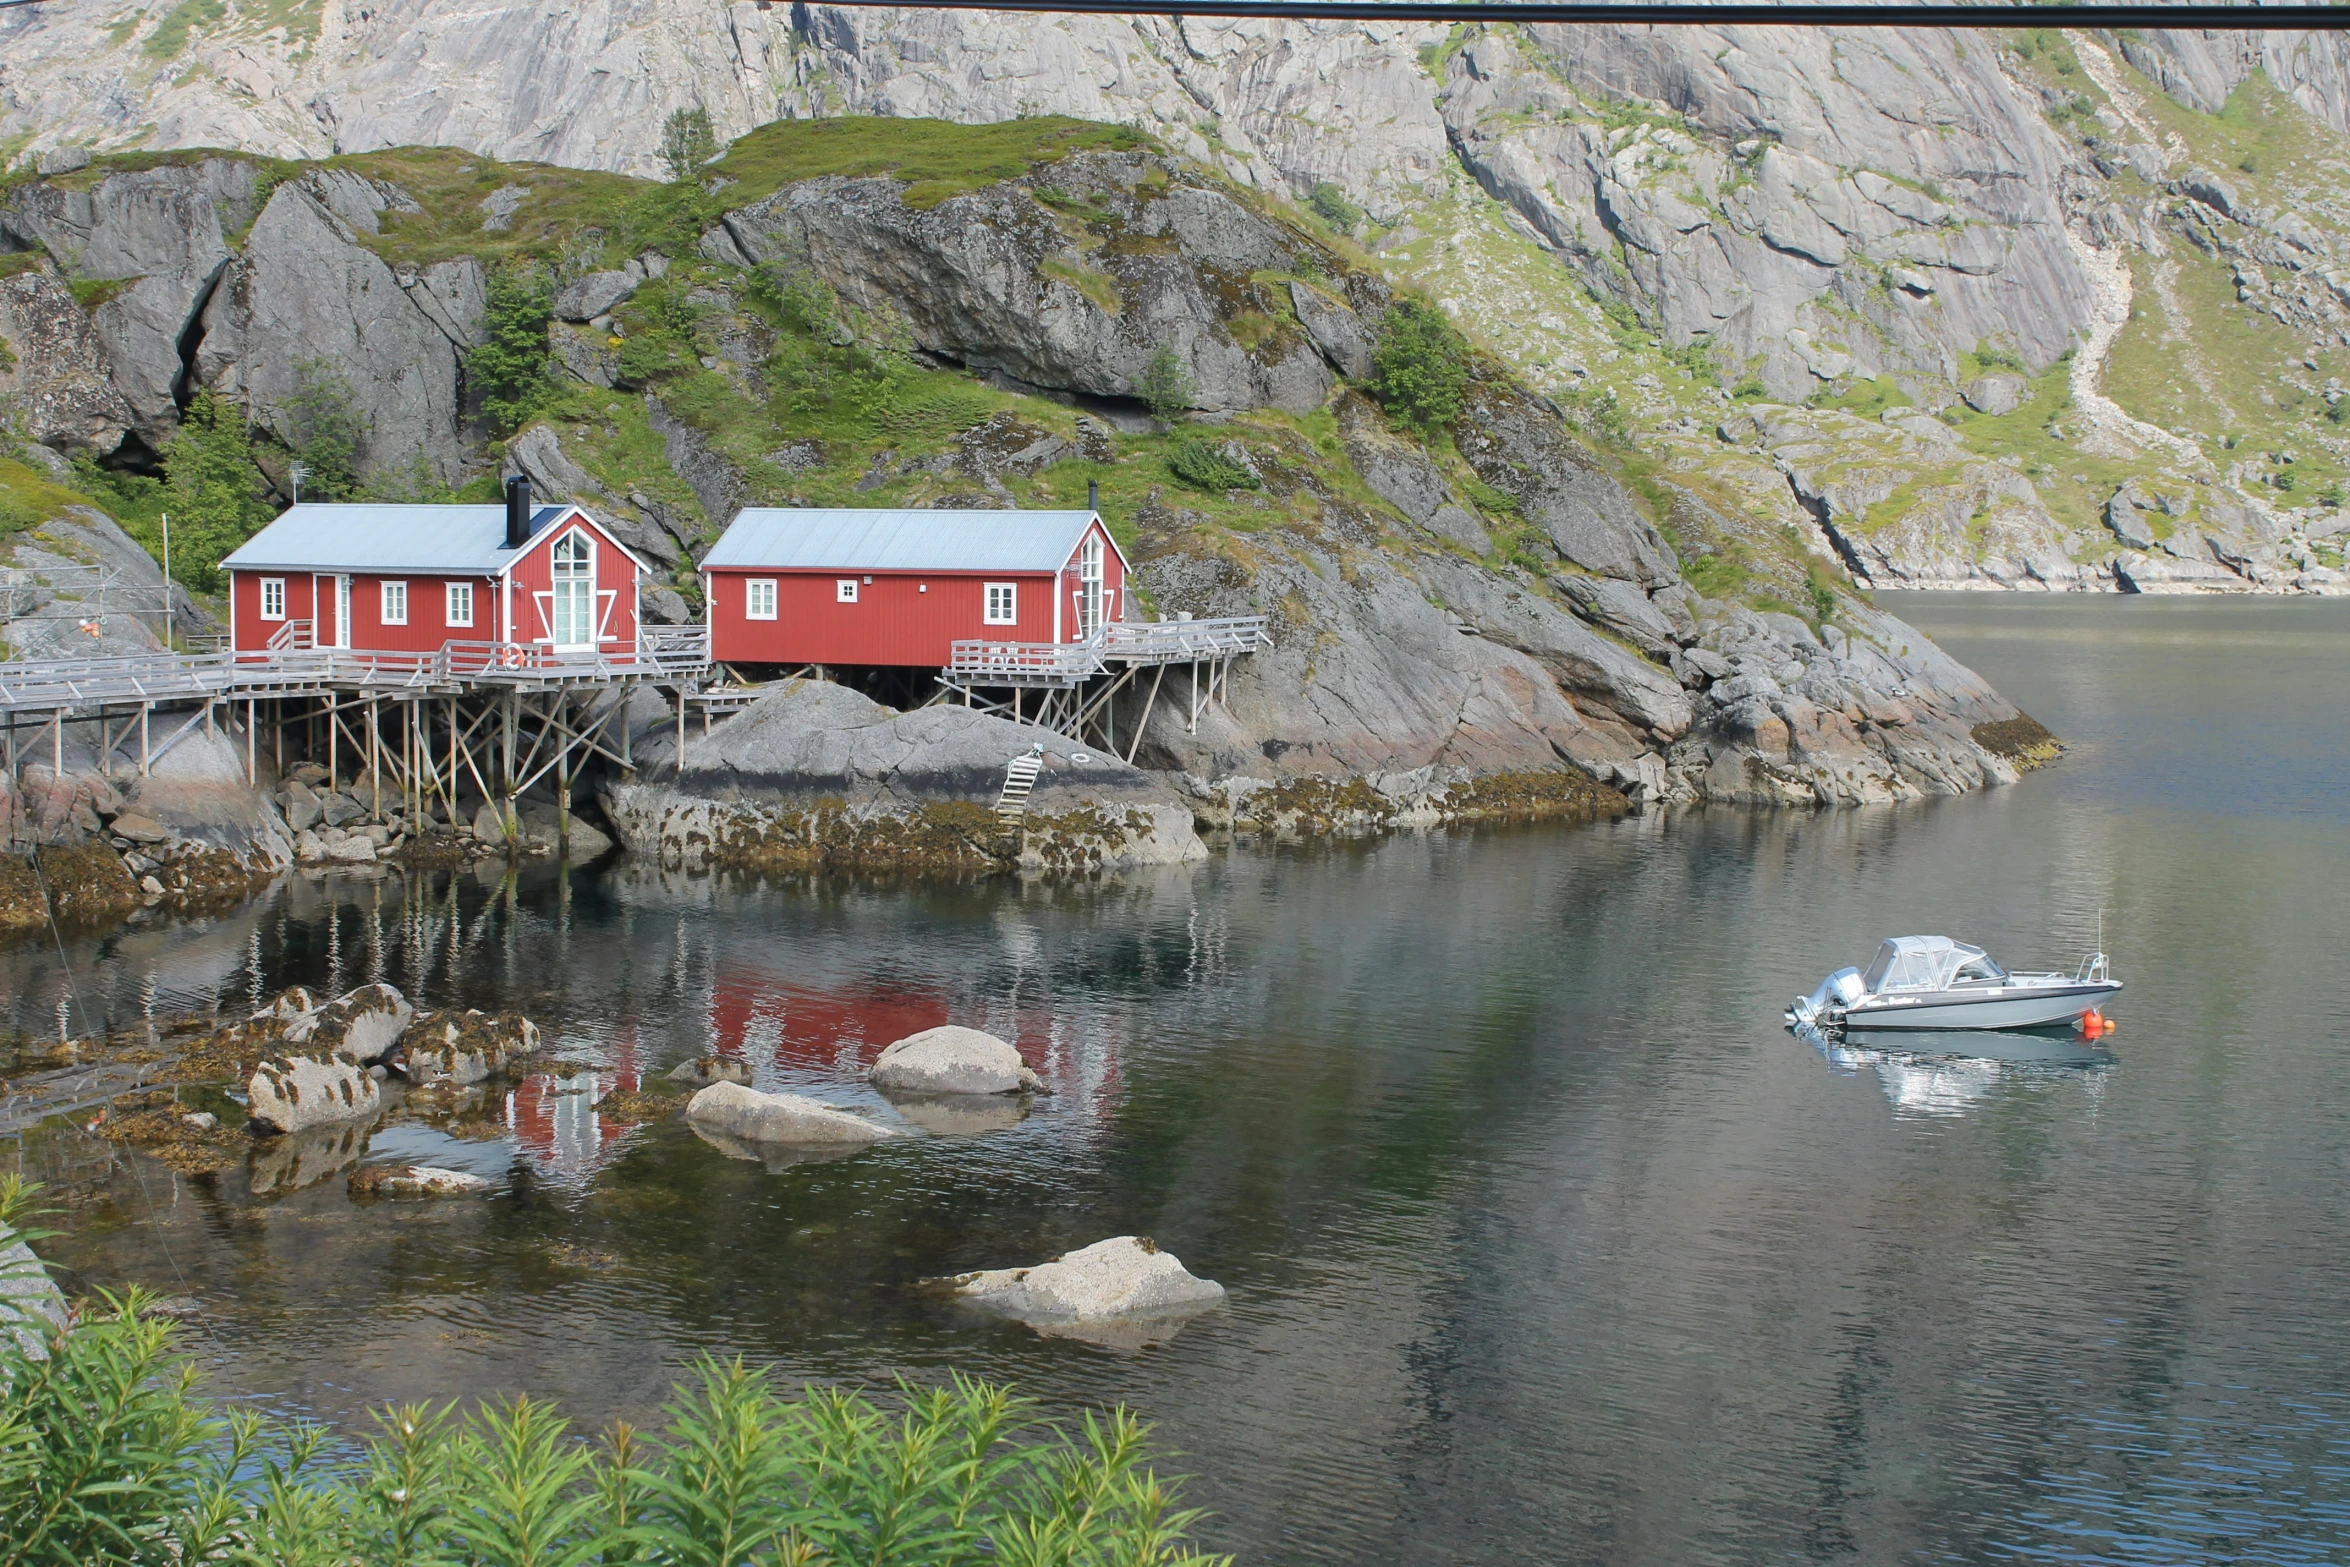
[870,1025,1043,1096]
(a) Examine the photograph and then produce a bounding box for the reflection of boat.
[1790,936,2120,1032]
[1794,1020,2115,1117]
[1839,1026,2115,1065]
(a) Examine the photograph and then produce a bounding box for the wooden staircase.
[994,749,1044,846]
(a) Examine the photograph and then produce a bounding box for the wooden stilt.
[556,698,572,850]
[139,703,150,776]
[367,697,381,819]
[501,689,519,845]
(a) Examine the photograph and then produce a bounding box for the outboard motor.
[1790,966,1866,1028]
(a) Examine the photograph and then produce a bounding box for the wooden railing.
[945,615,1269,686]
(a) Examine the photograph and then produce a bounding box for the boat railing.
[2073,951,2112,984]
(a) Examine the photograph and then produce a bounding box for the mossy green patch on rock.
[36,842,137,925]
[1971,713,2062,769]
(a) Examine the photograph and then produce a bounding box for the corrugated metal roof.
[220,504,575,574]
[703,509,1103,573]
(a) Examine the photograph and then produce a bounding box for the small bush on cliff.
[1371,300,1468,438]
[1138,347,1195,429]
[1167,435,1259,493]
[660,106,720,185]
[0,1184,1226,1567]
[1307,181,1362,233]
[162,389,270,588]
[469,264,556,436]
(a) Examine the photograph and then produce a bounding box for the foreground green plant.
[0,1184,1226,1567]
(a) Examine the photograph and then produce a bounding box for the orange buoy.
[2078,1009,2105,1039]
[2100,1017,2118,1033]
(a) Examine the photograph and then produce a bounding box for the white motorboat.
[1787,936,2121,1033]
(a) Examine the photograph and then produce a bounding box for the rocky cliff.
[0,116,2048,813]
[11,5,2350,593]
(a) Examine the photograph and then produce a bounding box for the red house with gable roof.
[699,507,1131,668]
[222,479,648,659]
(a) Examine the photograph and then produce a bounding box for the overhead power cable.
[731,1,2350,27]
[5,0,2350,19]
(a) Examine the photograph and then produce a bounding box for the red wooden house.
[700,508,1131,668]
[222,480,647,659]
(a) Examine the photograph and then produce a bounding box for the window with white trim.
[747,579,778,620]
[836,578,859,603]
[381,580,408,626]
[259,578,286,621]
[446,580,474,628]
[983,582,1018,624]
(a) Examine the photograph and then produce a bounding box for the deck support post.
[619,691,632,775]
[501,689,520,847]
[139,703,150,776]
[246,699,256,786]
[556,697,572,850]
[367,697,381,820]
[326,696,338,794]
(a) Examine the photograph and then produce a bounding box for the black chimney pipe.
[505,474,531,549]
[1087,479,1099,513]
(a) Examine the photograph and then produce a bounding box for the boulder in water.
[247,1054,380,1134]
[285,982,414,1065]
[936,1236,1225,1323]
[684,1081,904,1146]
[870,1026,1042,1096]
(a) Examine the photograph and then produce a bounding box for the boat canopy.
[1861,936,2001,993]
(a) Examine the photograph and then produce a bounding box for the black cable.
[687,0,2350,27]
[5,0,2350,20]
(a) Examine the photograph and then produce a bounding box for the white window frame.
[836,578,859,604]
[548,529,596,648]
[445,580,474,628]
[983,582,1018,625]
[381,579,408,626]
[746,579,778,620]
[259,577,286,621]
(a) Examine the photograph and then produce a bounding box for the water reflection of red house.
[706,972,1121,1111]
[504,1025,645,1182]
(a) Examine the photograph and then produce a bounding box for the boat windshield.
[1864,936,1995,993]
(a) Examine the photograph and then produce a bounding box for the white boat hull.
[1841,982,2121,1031]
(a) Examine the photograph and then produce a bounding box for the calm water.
[8,593,2350,1565]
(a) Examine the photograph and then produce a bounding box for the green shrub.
[162,389,271,589]
[1167,435,1259,492]
[0,333,15,377]
[278,358,364,501]
[0,1181,1226,1567]
[660,106,720,185]
[1371,300,1468,438]
[1306,182,1361,233]
[469,265,557,436]
[1138,347,1196,427]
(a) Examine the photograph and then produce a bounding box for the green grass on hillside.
[0,457,94,540]
[710,115,1148,210]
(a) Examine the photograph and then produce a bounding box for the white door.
[1078,533,1104,640]
[334,575,351,648]
[550,530,594,648]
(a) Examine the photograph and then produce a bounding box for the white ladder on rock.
[995,749,1044,836]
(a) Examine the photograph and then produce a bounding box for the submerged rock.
[936,1236,1226,1325]
[247,1055,380,1134]
[870,1026,1042,1096]
[666,1055,753,1087]
[348,1163,496,1198]
[684,1080,904,1146]
[879,1093,1030,1137]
